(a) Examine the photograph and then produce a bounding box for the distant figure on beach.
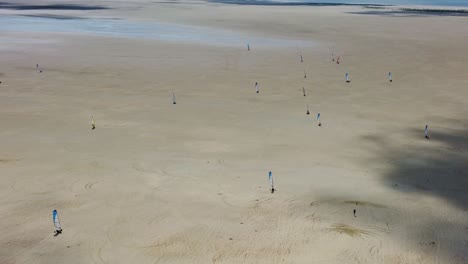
[268,171,275,193]
[388,72,393,82]
[336,56,340,64]
[332,53,335,62]
[52,209,62,236]
[300,54,303,63]
[172,91,177,104]
[345,72,350,83]
[255,82,259,93]
[91,116,95,130]
[306,104,310,115]
[247,43,250,51]
[353,209,356,217]
[36,64,42,73]
[303,87,306,97]
[304,71,307,79]
[425,125,429,139]
[317,113,321,126]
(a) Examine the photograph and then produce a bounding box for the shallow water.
[0,16,313,47]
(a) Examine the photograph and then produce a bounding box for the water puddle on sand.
[0,15,314,47]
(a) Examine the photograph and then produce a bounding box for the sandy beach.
[1,1,467,263]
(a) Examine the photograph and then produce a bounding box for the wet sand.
[0,1,467,263]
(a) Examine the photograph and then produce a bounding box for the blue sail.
[52,210,61,231]
[268,171,273,188]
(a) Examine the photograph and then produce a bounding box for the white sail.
[52,210,61,231]
[388,72,392,81]
[172,91,176,104]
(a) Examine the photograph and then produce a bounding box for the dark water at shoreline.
[208,0,468,7]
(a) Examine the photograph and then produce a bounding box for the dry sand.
[1,1,467,263]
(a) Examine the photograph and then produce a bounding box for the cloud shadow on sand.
[362,125,468,210]
[358,121,468,262]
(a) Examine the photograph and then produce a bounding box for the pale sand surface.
[1,1,468,263]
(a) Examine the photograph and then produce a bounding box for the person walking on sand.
[255,82,259,94]
[425,125,429,139]
[353,209,356,217]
